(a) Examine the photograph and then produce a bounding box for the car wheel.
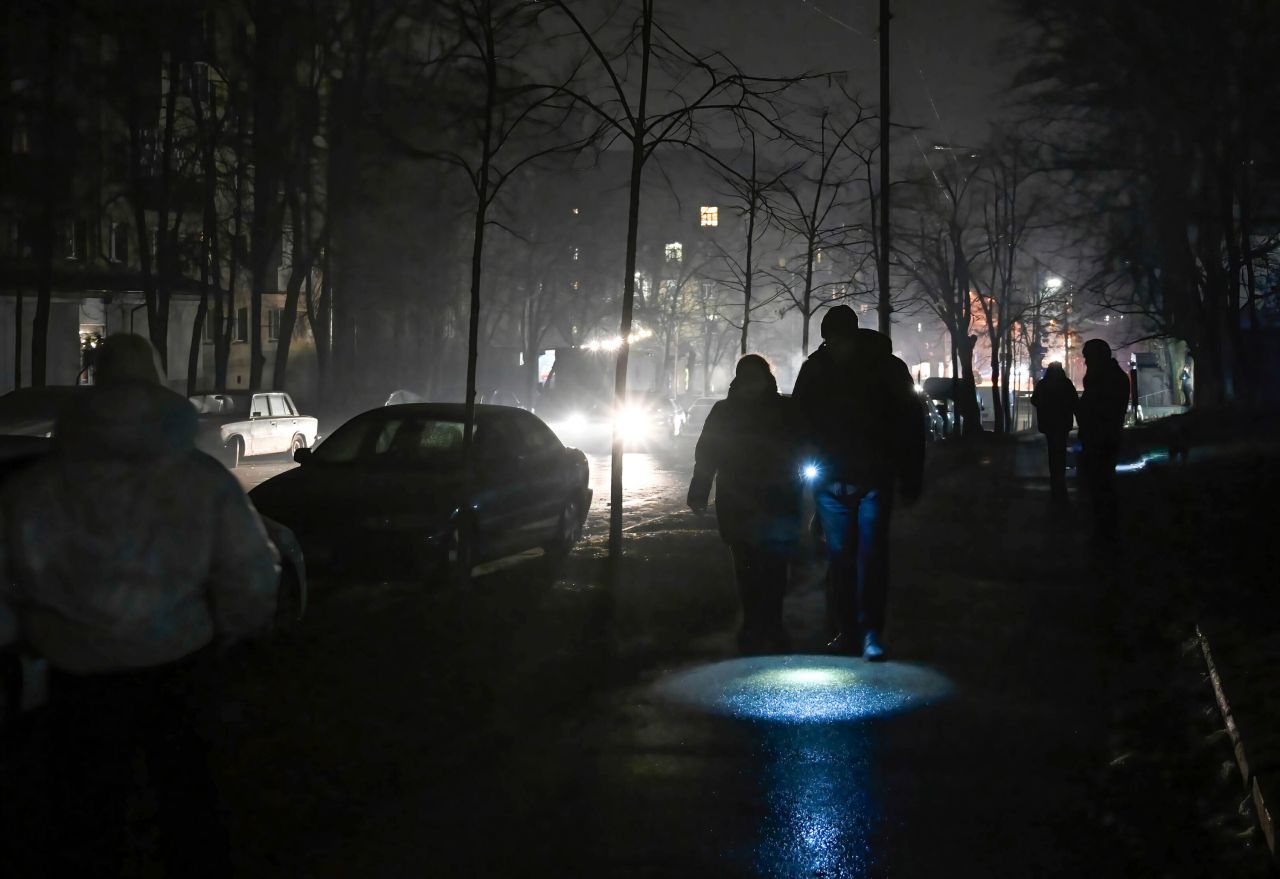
[543,497,582,564]
[225,437,245,468]
[289,433,306,456]
[447,518,475,588]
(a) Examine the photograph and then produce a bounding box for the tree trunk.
[609,2,653,572]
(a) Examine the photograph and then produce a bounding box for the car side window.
[283,396,298,416]
[515,414,562,456]
[251,395,267,417]
[266,394,285,417]
[475,418,524,460]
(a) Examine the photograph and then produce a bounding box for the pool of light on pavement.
[654,654,953,724]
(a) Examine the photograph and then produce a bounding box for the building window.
[664,241,683,264]
[64,219,86,259]
[572,207,580,216]
[108,222,128,263]
[815,248,824,265]
[267,307,281,341]
[571,280,581,291]
[699,206,718,227]
[203,313,219,344]
[234,307,248,343]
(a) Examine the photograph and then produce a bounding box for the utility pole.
[877,0,892,337]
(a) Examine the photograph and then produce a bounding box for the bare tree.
[545,0,797,569]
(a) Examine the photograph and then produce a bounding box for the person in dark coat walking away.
[0,333,279,876]
[792,306,925,661]
[1077,338,1132,541]
[688,355,804,654]
[1030,362,1078,504]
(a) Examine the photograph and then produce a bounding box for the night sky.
[678,0,1017,147]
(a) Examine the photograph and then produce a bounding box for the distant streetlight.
[1045,276,1063,291]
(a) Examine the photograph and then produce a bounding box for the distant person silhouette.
[1077,339,1132,540]
[1031,362,1078,503]
[688,355,803,654]
[792,305,925,661]
[0,333,279,876]
[1180,364,1193,408]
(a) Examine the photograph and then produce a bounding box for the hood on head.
[54,383,197,461]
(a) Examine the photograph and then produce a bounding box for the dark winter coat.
[1077,359,1131,448]
[687,378,804,548]
[791,328,925,493]
[1030,371,1078,436]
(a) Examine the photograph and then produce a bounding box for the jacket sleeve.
[208,478,281,641]
[688,402,726,507]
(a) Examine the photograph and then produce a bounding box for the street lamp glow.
[1045,276,1063,291]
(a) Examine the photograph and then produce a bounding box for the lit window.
[665,242,683,263]
[571,280,581,290]
[815,249,824,265]
[572,207,580,215]
[917,322,922,333]
[700,206,718,227]
[572,247,580,261]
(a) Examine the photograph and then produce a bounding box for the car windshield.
[314,413,469,466]
[189,394,249,416]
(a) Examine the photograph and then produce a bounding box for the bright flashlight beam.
[655,656,953,724]
[802,464,820,481]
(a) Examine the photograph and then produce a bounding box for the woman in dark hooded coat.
[687,355,804,653]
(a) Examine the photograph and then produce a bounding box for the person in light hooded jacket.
[0,333,278,876]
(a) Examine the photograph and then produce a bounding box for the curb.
[1196,624,1277,862]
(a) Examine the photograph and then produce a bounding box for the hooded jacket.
[791,328,925,492]
[1030,369,1078,436]
[688,375,804,547]
[0,382,279,674]
[1077,358,1131,448]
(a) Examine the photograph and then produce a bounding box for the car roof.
[369,403,521,420]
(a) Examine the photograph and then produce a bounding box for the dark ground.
[2,429,1276,877]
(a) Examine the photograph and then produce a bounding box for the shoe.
[826,632,861,656]
[863,631,886,662]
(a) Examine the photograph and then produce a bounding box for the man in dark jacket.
[1030,362,1078,503]
[688,355,803,653]
[1077,338,1132,540]
[792,306,925,660]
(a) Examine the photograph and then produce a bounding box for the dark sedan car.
[248,404,593,584]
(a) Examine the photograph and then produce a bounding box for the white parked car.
[190,391,319,467]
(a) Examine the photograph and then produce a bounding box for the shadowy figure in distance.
[792,306,925,661]
[688,354,803,654]
[0,333,279,876]
[1031,361,1078,504]
[1077,338,1132,542]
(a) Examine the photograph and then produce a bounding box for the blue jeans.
[814,481,893,636]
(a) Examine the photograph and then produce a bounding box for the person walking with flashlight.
[793,305,925,660]
[688,355,804,654]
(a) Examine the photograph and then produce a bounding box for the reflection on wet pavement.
[643,655,953,878]
[754,724,876,879]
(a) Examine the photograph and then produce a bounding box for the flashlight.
[802,463,820,481]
